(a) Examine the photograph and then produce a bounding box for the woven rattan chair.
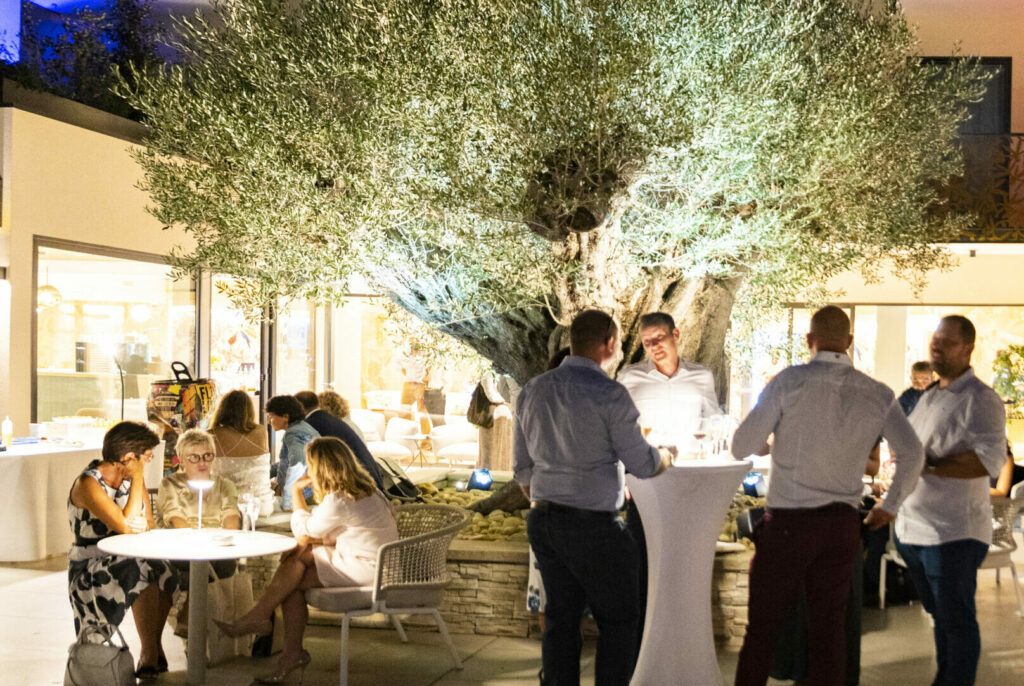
[306,504,470,686]
[981,493,1024,616]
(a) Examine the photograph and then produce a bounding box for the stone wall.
[712,548,753,649]
[251,520,753,647]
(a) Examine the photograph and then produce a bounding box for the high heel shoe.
[213,617,272,638]
[251,650,311,684]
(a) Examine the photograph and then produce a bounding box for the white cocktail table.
[627,459,750,686]
[99,528,296,684]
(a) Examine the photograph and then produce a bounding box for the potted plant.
[992,345,1024,443]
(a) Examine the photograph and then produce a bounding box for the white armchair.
[429,422,479,468]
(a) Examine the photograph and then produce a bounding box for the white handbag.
[206,569,255,665]
[63,623,135,686]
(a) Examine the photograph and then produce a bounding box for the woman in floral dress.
[68,421,178,680]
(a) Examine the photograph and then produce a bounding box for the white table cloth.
[100,528,296,684]
[627,459,750,686]
[0,441,102,561]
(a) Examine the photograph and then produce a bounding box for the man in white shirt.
[895,315,1006,686]
[731,306,923,686]
[617,311,720,664]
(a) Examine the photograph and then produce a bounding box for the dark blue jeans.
[895,537,989,686]
[527,504,640,686]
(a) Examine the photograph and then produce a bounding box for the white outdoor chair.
[365,415,417,462]
[878,523,907,610]
[305,504,470,686]
[981,492,1024,616]
[349,409,386,442]
[429,422,479,468]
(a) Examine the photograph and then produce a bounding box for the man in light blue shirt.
[515,309,666,686]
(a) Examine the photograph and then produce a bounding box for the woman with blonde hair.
[216,437,398,684]
[317,389,365,441]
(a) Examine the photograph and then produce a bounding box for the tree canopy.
[124,0,986,385]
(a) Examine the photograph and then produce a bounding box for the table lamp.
[187,479,215,529]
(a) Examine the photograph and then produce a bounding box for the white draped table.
[627,459,751,686]
[0,441,102,561]
[100,528,296,685]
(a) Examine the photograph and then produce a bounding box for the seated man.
[294,391,385,492]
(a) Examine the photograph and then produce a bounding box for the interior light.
[130,303,153,323]
[37,284,62,310]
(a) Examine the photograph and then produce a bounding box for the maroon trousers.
[734,503,862,686]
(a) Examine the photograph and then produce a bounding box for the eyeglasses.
[184,452,216,463]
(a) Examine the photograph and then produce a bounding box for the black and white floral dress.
[67,460,178,632]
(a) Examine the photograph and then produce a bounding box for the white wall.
[0,108,192,432]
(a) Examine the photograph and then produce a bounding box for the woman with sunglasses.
[156,429,241,636]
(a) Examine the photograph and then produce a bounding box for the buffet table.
[0,441,103,561]
[627,459,750,686]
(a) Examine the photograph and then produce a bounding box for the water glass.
[238,493,253,531]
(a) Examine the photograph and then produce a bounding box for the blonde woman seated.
[157,429,241,636]
[215,437,399,684]
[210,390,274,516]
[318,390,365,442]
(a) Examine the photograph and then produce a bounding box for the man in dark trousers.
[294,390,385,492]
[515,309,669,686]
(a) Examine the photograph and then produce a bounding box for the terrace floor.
[3,543,1024,686]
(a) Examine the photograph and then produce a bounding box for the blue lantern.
[467,468,493,491]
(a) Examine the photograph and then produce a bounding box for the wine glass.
[245,495,260,532]
[692,419,710,460]
[238,493,253,531]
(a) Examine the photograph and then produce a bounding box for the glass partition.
[35,245,196,423]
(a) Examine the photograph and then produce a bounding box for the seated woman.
[68,421,178,680]
[991,440,1024,497]
[210,389,274,515]
[318,390,365,442]
[157,429,241,635]
[266,395,320,511]
[216,437,399,684]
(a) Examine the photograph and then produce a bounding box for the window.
[34,242,196,423]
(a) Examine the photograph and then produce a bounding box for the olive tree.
[124,0,985,390]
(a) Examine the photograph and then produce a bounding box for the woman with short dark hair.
[266,395,320,511]
[68,421,178,679]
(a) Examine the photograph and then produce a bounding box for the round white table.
[627,459,751,686]
[0,441,102,561]
[99,528,296,684]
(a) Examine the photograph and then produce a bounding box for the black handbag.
[466,382,495,429]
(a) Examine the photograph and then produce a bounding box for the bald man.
[731,306,924,686]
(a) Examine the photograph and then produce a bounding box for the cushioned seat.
[305,504,469,686]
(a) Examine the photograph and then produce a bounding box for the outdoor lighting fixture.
[467,468,493,491]
[742,471,766,498]
[187,479,215,529]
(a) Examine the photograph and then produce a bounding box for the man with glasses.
[515,309,669,686]
[617,311,721,657]
[895,315,1006,686]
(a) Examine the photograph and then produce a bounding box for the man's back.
[305,409,385,491]
[514,356,659,511]
[733,351,919,510]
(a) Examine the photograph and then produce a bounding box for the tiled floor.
[3,548,1024,685]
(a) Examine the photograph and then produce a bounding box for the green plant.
[992,345,1024,420]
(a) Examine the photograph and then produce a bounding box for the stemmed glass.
[238,493,259,532]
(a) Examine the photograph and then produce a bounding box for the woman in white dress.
[216,437,398,684]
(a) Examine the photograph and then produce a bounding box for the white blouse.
[291,491,399,587]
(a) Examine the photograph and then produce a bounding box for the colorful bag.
[147,362,217,471]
